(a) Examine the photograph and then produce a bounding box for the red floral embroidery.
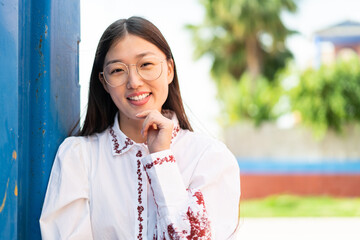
[153,225,158,240]
[144,170,152,185]
[145,162,154,169]
[144,170,160,213]
[193,191,205,207]
[164,190,211,240]
[185,206,211,239]
[136,150,143,157]
[171,125,180,143]
[137,159,144,240]
[167,224,180,240]
[109,127,133,154]
[144,155,176,169]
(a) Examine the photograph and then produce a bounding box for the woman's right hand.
[136,110,173,153]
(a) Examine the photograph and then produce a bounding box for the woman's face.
[100,34,174,124]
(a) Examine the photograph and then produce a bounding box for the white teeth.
[128,93,150,101]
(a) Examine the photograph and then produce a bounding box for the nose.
[126,64,144,89]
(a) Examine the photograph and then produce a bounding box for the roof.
[314,20,360,44]
[315,20,360,38]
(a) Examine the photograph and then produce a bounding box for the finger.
[141,116,158,137]
[139,111,172,137]
[136,109,158,119]
[141,112,155,136]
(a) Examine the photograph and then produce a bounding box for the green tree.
[187,0,298,124]
[290,57,360,138]
[188,0,297,84]
[221,73,283,125]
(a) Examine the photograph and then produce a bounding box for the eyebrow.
[104,51,156,67]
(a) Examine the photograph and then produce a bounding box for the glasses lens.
[137,57,162,81]
[104,62,128,87]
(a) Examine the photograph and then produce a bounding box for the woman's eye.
[140,62,154,68]
[110,68,125,74]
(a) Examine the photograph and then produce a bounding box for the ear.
[99,72,110,93]
[166,59,174,85]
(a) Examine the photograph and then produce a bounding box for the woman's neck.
[118,115,146,143]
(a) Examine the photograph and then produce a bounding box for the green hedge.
[220,57,360,138]
[220,73,283,126]
[290,57,360,137]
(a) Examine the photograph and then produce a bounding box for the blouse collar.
[109,110,181,156]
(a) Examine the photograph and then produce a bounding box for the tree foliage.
[188,0,360,138]
[290,57,360,137]
[220,73,283,125]
[187,0,298,83]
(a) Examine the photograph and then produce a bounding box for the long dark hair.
[78,16,192,136]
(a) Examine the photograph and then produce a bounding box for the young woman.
[40,16,240,240]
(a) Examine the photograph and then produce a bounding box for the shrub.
[290,57,360,137]
[220,73,283,126]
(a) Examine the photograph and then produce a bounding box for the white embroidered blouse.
[39,112,241,240]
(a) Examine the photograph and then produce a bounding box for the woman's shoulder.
[59,135,94,149]
[53,133,105,173]
[56,132,104,157]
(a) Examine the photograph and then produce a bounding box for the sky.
[79,0,360,139]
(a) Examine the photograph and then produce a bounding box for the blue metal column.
[26,0,81,238]
[0,0,80,239]
[0,0,20,239]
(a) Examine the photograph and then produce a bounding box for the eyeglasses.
[100,56,166,87]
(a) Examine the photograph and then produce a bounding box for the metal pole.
[0,0,80,239]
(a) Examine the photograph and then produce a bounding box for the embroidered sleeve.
[141,150,212,240]
[189,142,241,239]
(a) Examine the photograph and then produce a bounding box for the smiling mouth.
[127,93,151,101]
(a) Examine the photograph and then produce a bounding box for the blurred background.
[80,0,360,239]
[1,0,359,239]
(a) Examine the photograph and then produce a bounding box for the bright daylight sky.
[79,0,360,139]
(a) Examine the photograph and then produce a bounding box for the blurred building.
[314,20,360,67]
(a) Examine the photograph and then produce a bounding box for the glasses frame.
[99,56,167,87]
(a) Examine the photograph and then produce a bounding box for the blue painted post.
[0,0,80,239]
[0,1,20,239]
